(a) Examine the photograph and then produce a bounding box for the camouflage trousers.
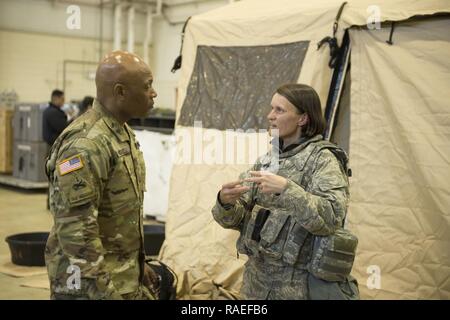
[52,285,156,300]
[121,285,156,300]
[240,257,309,300]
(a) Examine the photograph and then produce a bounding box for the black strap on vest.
[311,143,351,227]
[317,2,348,68]
[312,141,351,178]
[171,16,192,73]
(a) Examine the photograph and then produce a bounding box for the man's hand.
[245,171,288,194]
[219,180,251,205]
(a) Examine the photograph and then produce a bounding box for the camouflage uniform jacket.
[45,100,152,300]
[212,135,350,299]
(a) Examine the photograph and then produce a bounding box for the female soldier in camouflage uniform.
[212,84,357,300]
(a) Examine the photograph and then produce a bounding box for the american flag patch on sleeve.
[58,154,84,176]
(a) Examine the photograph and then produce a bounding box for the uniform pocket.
[236,204,261,256]
[122,158,139,198]
[282,221,310,265]
[107,159,139,214]
[308,228,358,282]
[258,212,290,260]
[136,150,147,193]
[100,159,141,252]
[57,169,96,208]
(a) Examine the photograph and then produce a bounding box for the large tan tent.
[159,0,450,299]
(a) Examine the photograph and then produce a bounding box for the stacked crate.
[0,90,18,110]
[12,103,49,182]
[0,90,18,173]
[0,109,14,173]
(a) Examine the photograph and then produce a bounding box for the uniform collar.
[275,134,323,159]
[93,100,130,142]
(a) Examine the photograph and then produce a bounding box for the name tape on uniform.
[58,154,84,175]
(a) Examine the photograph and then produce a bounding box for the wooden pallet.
[0,109,13,173]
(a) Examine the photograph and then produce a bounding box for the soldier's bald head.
[96,51,150,100]
[94,51,156,122]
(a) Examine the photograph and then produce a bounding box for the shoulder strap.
[306,141,351,228]
[312,141,351,177]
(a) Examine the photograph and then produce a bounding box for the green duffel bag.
[308,227,358,282]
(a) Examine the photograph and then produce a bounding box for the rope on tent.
[317,1,348,68]
[386,21,396,45]
[333,1,348,38]
[171,16,192,73]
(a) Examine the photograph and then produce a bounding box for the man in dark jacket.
[43,89,68,146]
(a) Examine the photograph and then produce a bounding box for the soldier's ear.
[113,83,126,101]
[298,113,309,127]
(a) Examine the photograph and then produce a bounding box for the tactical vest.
[236,139,356,278]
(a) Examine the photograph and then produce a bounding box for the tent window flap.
[178,41,309,130]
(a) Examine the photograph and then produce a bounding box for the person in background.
[42,89,68,147]
[78,96,94,117]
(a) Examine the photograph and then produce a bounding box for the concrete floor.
[0,185,52,299]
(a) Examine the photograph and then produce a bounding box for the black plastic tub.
[5,232,49,266]
[144,225,165,256]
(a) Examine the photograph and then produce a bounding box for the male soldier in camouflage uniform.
[45,51,158,299]
[212,84,358,299]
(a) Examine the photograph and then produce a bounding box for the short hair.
[79,96,94,114]
[275,83,327,138]
[51,89,64,99]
